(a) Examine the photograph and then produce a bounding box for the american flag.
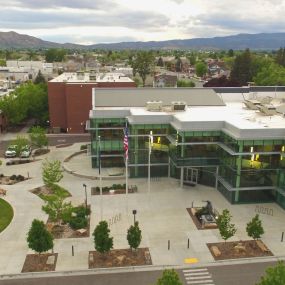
[124,125,129,160]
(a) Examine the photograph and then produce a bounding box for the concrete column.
[168,157,171,178]
[215,166,219,189]
[134,128,139,177]
[180,167,184,188]
[235,143,243,202]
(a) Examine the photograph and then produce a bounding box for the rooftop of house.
[49,72,134,83]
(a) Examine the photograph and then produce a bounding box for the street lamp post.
[83,183,87,210]
[132,209,137,225]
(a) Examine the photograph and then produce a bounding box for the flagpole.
[148,131,153,197]
[98,135,103,221]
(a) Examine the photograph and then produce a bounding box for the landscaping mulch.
[88,248,152,268]
[207,240,273,260]
[6,159,40,166]
[186,208,218,230]
[46,216,90,239]
[33,149,50,156]
[21,253,58,272]
[30,185,71,198]
[0,176,28,185]
[56,143,73,148]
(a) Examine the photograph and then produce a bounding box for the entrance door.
[184,167,199,185]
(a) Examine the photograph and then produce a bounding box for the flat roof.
[93,88,225,107]
[50,72,133,83]
[90,89,285,139]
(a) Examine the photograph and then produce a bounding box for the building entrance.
[182,166,218,188]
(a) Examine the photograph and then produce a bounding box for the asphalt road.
[0,134,91,157]
[0,260,278,285]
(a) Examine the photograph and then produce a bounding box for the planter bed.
[22,253,58,272]
[186,207,218,230]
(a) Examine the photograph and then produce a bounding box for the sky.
[0,0,285,45]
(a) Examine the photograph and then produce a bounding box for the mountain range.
[1,31,285,50]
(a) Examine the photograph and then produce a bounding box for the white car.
[5,145,17,158]
[20,146,32,158]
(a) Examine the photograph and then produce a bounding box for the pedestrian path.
[182,268,215,285]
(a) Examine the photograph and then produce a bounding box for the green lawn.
[0,198,14,232]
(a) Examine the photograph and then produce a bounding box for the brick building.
[48,72,136,133]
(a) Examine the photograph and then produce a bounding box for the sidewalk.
[1,143,285,275]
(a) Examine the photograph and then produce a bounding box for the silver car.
[5,145,17,158]
[20,146,32,158]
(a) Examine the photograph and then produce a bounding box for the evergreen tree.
[27,219,53,254]
[127,221,142,251]
[230,48,253,85]
[156,269,183,285]
[275,48,285,67]
[175,57,182,72]
[34,70,46,84]
[246,214,264,240]
[257,261,285,285]
[228,49,234,57]
[157,57,164,67]
[216,209,237,242]
[93,221,113,255]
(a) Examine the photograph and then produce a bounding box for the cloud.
[5,0,116,9]
[0,8,170,31]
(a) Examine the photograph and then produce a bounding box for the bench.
[256,240,270,252]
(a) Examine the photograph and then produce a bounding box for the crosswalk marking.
[182,267,215,285]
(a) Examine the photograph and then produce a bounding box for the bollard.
[168,240,170,250]
[72,245,74,256]
[187,238,190,249]
[282,232,284,242]
[191,201,194,208]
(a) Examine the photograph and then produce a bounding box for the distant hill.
[1,31,285,50]
[0,31,84,49]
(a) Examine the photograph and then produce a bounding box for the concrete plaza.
[0,143,285,275]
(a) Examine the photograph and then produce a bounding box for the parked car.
[5,145,17,158]
[20,146,32,158]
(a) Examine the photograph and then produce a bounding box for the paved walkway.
[0,143,285,275]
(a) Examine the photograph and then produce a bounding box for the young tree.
[157,57,164,67]
[11,135,29,157]
[195,62,207,77]
[93,221,113,255]
[130,51,155,86]
[42,196,72,224]
[246,214,264,240]
[127,221,142,251]
[29,126,48,149]
[257,261,285,285]
[216,209,237,243]
[42,159,63,187]
[27,219,53,254]
[156,269,183,285]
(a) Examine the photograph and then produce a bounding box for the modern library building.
[87,87,285,209]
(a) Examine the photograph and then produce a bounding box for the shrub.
[73,205,90,217]
[95,186,100,192]
[16,175,25,181]
[10,175,17,180]
[69,216,88,230]
[80,144,87,150]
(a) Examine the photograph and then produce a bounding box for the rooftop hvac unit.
[171,101,186,111]
[89,75,97,81]
[146,101,163,111]
[76,71,84,80]
[257,104,277,116]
